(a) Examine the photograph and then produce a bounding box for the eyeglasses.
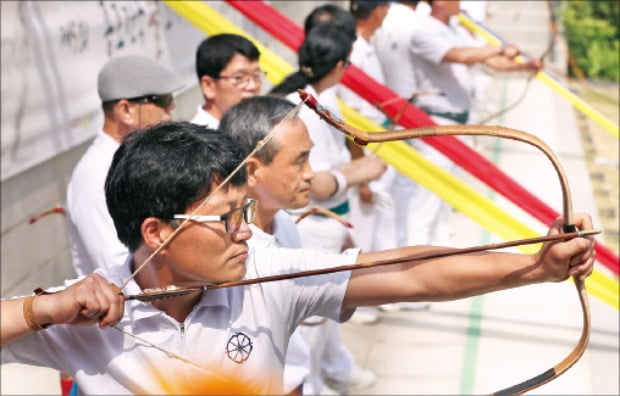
[173,199,257,234]
[216,71,265,88]
[127,93,174,109]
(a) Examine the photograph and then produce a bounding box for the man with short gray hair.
[220,96,315,395]
[67,55,182,276]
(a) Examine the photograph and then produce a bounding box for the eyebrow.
[227,194,249,208]
[296,150,311,161]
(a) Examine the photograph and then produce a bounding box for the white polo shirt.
[374,2,429,98]
[249,210,309,393]
[410,16,477,114]
[190,105,220,128]
[66,130,128,276]
[2,248,357,395]
[338,36,386,124]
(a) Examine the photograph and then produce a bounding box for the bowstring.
[478,2,555,126]
[120,98,308,289]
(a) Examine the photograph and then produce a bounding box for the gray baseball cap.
[97,55,183,102]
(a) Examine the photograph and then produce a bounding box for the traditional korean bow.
[109,90,595,394]
[297,88,593,395]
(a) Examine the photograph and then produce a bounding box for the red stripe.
[227,0,619,274]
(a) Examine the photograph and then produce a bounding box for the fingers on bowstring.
[98,280,125,329]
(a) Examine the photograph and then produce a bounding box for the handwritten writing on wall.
[1,1,187,181]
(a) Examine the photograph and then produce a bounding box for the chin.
[292,197,310,209]
[230,261,248,280]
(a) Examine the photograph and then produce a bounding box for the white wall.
[0,0,330,297]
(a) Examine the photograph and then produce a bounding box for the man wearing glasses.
[66,55,182,277]
[191,34,263,128]
[2,121,595,394]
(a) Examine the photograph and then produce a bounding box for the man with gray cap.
[66,55,182,277]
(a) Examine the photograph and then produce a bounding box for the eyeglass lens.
[226,200,256,233]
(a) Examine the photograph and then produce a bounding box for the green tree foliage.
[562,1,619,81]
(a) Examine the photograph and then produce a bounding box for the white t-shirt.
[190,105,220,128]
[66,130,128,276]
[338,36,386,124]
[2,248,358,395]
[410,16,477,114]
[249,211,302,251]
[248,211,309,393]
[373,2,429,98]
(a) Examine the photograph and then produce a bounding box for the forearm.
[1,296,54,348]
[345,246,538,308]
[338,157,383,187]
[443,46,503,65]
[310,171,340,201]
[484,56,538,72]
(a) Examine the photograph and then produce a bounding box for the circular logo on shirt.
[226,332,253,363]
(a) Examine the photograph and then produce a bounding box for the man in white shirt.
[406,0,542,247]
[66,55,182,277]
[371,1,437,253]
[339,0,397,254]
[191,34,262,128]
[220,96,314,395]
[374,1,430,99]
[2,122,595,395]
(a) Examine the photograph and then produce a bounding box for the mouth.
[230,248,249,263]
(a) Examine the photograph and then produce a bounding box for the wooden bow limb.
[299,89,574,223]
[298,89,593,395]
[123,229,599,303]
[294,207,353,228]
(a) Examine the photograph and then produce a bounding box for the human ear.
[200,75,217,100]
[246,157,262,189]
[141,217,176,251]
[114,99,137,128]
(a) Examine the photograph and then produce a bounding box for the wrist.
[330,170,348,197]
[23,289,57,331]
[23,295,53,331]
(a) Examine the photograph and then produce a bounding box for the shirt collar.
[114,255,231,324]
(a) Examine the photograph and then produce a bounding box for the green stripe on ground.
[459,78,509,394]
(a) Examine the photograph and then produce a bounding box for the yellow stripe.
[457,13,619,138]
[164,0,619,310]
[162,1,294,83]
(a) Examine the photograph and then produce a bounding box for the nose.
[161,111,173,122]
[303,162,315,182]
[231,219,252,242]
[245,76,261,93]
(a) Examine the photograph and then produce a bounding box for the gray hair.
[219,95,299,164]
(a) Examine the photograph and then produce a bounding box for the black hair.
[303,4,356,42]
[220,96,298,164]
[105,121,247,251]
[350,0,391,20]
[195,34,260,80]
[270,25,353,96]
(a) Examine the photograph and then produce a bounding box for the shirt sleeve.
[66,148,128,276]
[410,26,453,65]
[250,247,360,330]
